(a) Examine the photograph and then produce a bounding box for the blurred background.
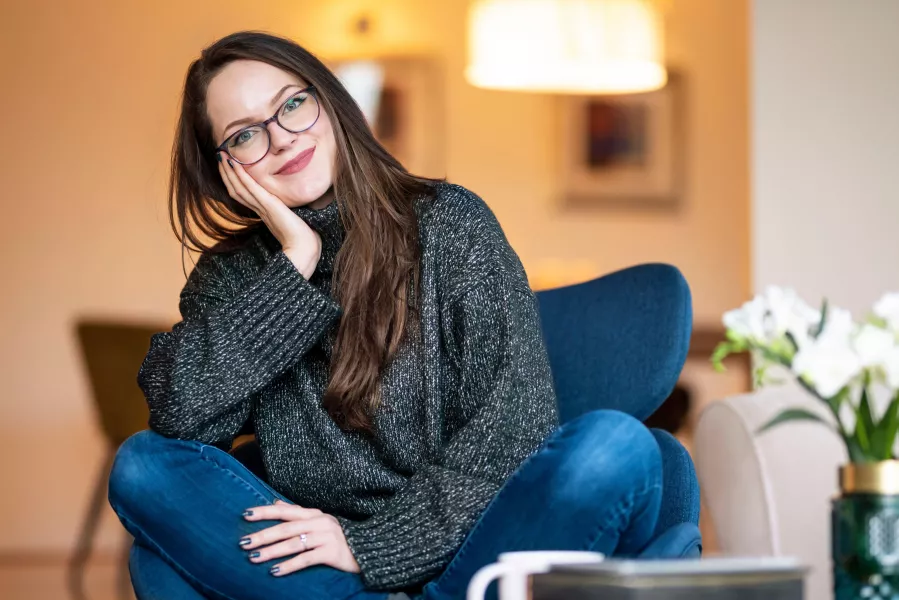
[1,0,897,598]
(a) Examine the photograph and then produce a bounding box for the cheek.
[245,163,270,185]
[244,161,284,197]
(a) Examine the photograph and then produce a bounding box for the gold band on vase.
[840,461,899,494]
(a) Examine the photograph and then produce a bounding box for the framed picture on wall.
[330,57,446,179]
[558,73,683,209]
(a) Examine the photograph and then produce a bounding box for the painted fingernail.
[217,153,222,163]
[227,159,233,167]
[270,566,280,575]
[242,509,254,517]
[249,551,261,559]
[239,537,252,546]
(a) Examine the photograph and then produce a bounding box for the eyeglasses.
[215,86,321,165]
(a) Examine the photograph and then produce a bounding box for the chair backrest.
[75,319,165,446]
[535,263,692,424]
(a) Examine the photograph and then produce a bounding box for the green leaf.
[797,376,838,405]
[757,345,791,368]
[725,329,744,342]
[756,408,835,435]
[784,331,800,354]
[790,382,876,462]
[711,341,734,372]
[880,393,899,460]
[856,387,875,455]
[813,299,829,339]
[868,315,889,329]
[845,436,869,463]
[711,337,750,373]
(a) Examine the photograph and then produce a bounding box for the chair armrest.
[694,385,845,600]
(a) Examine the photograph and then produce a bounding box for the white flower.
[723,286,820,346]
[765,287,821,349]
[723,296,768,340]
[819,306,856,345]
[792,342,862,398]
[854,324,896,368]
[791,307,862,398]
[853,324,899,391]
[874,292,899,334]
[885,349,899,389]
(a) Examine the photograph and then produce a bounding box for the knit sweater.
[137,182,559,592]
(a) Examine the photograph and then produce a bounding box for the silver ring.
[299,533,308,552]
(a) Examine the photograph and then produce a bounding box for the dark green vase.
[833,462,899,600]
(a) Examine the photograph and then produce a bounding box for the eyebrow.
[220,84,302,139]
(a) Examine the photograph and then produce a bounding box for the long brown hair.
[169,31,439,433]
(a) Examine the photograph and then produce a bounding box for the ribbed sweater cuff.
[337,512,442,590]
[336,481,495,590]
[227,250,341,371]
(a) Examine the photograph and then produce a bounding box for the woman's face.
[206,60,337,209]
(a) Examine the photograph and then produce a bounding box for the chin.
[274,178,333,208]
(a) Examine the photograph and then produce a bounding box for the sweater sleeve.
[337,268,559,590]
[138,249,342,444]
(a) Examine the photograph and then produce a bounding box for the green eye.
[231,128,258,147]
[283,94,307,114]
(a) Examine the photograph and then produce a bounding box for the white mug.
[466,550,604,600]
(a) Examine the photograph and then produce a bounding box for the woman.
[107,31,663,600]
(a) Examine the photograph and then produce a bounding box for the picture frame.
[329,57,446,179]
[558,73,683,209]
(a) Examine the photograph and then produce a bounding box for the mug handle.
[466,562,514,600]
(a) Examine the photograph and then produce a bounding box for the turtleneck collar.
[291,198,345,275]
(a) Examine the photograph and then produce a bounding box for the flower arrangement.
[712,288,899,463]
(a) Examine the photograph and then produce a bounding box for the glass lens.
[225,126,269,165]
[278,90,319,133]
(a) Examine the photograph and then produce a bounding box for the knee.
[551,410,661,499]
[108,430,185,514]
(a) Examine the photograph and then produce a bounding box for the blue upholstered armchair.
[231,263,702,559]
[535,263,702,559]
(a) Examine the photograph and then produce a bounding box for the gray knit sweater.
[137,182,559,591]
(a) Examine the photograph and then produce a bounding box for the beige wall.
[0,0,748,553]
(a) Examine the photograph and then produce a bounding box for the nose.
[267,121,297,154]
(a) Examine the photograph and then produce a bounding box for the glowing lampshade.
[466,0,666,94]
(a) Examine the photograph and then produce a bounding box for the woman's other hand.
[238,500,361,576]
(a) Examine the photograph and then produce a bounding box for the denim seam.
[582,482,662,553]
[582,489,634,551]
[117,512,240,600]
[677,540,699,558]
[198,449,274,507]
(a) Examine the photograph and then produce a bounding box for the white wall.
[751,2,899,598]
[752,0,899,313]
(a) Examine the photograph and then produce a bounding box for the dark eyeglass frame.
[215,85,320,165]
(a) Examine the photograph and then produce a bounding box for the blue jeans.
[108,410,662,600]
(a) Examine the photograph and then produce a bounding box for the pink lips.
[275,147,315,175]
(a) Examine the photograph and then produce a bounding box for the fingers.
[228,158,285,215]
[218,154,257,212]
[248,531,325,564]
[243,502,322,524]
[239,514,330,550]
[238,504,361,576]
[270,547,329,576]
